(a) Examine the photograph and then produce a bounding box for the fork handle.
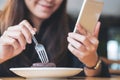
[32,36,38,45]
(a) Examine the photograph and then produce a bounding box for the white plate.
[10,67,83,79]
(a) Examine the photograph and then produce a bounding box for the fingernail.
[28,39,32,44]
[23,46,26,50]
[68,33,72,36]
[90,38,98,44]
[32,31,35,35]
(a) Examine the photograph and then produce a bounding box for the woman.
[0,0,109,77]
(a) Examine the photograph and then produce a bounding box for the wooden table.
[1,76,120,80]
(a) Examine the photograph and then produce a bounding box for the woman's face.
[24,0,63,20]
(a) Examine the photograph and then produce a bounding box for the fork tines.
[35,45,49,63]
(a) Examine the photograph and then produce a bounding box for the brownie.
[31,62,56,67]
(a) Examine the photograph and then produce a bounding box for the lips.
[35,3,53,12]
[41,4,52,9]
[38,2,53,8]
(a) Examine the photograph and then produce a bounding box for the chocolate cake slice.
[31,62,56,67]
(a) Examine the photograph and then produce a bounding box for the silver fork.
[32,36,49,63]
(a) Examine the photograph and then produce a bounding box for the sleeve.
[0,60,19,77]
[0,52,32,77]
[99,60,111,77]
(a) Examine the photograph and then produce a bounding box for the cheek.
[25,0,37,10]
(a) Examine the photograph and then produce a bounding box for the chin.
[37,13,52,19]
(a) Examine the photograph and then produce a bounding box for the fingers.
[75,24,87,35]
[68,43,84,59]
[67,32,99,66]
[76,21,101,38]
[67,37,86,51]
[19,20,36,43]
[94,21,101,38]
[18,25,32,44]
[0,36,19,50]
[67,32,99,55]
[2,20,36,50]
[8,25,31,43]
[68,22,100,67]
[19,20,36,35]
[68,33,94,50]
[4,30,26,49]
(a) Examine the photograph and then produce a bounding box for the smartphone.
[73,0,104,33]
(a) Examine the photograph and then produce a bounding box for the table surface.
[1,76,120,80]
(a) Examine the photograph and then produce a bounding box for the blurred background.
[1,0,120,70]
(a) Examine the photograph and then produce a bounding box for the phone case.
[73,0,104,33]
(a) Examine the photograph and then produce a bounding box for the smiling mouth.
[38,2,54,8]
[41,4,52,9]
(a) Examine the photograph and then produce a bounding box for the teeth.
[44,3,52,6]
[39,2,53,7]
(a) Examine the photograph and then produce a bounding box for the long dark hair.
[0,0,69,64]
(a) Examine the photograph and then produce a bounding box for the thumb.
[94,21,101,38]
